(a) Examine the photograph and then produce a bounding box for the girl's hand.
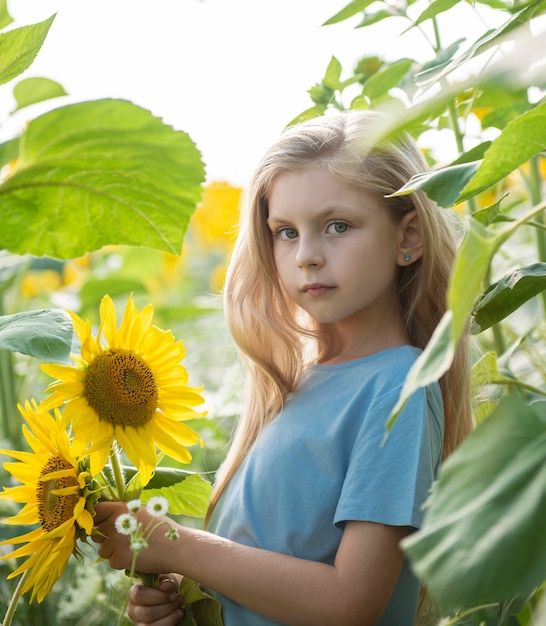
[92,501,180,574]
[128,576,185,626]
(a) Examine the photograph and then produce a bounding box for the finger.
[128,585,184,624]
[129,583,175,607]
[157,576,181,593]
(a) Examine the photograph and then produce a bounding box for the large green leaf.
[392,161,480,208]
[0,98,205,259]
[141,474,212,518]
[0,15,55,86]
[0,309,73,361]
[403,396,546,615]
[459,101,546,201]
[473,263,546,332]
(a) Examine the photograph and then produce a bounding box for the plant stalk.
[109,446,126,501]
[528,156,546,312]
[2,569,31,626]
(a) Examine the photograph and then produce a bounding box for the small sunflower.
[40,294,205,486]
[0,400,95,603]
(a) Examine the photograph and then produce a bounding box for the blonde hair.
[207,110,471,523]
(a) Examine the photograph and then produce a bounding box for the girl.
[93,110,471,626]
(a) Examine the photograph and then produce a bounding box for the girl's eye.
[327,221,349,235]
[276,227,298,241]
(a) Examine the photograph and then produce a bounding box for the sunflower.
[40,295,205,486]
[0,400,95,603]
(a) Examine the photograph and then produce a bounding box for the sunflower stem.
[2,569,31,626]
[109,446,126,501]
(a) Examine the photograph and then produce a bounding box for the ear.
[397,210,423,266]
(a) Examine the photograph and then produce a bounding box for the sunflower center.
[37,455,79,532]
[84,350,158,427]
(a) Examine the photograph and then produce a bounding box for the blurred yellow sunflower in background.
[0,400,95,603]
[40,295,205,486]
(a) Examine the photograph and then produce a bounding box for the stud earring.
[404,253,411,262]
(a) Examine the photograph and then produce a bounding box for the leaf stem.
[431,16,478,215]
[442,602,500,625]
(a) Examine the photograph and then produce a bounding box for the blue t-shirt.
[209,346,444,625]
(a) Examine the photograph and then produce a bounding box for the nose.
[296,234,324,269]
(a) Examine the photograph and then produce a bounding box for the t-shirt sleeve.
[334,384,443,530]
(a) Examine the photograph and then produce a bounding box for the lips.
[301,283,334,296]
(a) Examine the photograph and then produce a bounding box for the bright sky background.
[1,0,538,185]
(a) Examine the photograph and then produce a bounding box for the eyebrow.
[267,207,348,224]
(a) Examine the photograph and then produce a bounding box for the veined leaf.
[0,309,73,361]
[473,263,546,331]
[141,474,212,518]
[391,161,480,208]
[12,76,67,111]
[0,98,205,259]
[0,15,55,86]
[459,101,546,201]
[402,396,546,614]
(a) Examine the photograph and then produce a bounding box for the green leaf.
[179,577,224,626]
[413,0,461,26]
[414,0,546,93]
[391,161,480,208]
[388,218,497,426]
[473,263,546,331]
[448,217,498,338]
[402,396,546,614]
[362,59,413,101]
[323,0,377,25]
[449,141,492,165]
[12,76,67,111]
[459,102,546,201]
[323,56,343,90]
[0,98,205,259]
[0,137,19,169]
[141,474,212,517]
[0,0,13,30]
[387,311,455,431]
[0,309,73,361]
[414,39,465,89]
[0,15,55,86]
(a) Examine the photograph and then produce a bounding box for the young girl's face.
[267,163,409,342]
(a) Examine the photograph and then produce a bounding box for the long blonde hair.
[207,110,471,523]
